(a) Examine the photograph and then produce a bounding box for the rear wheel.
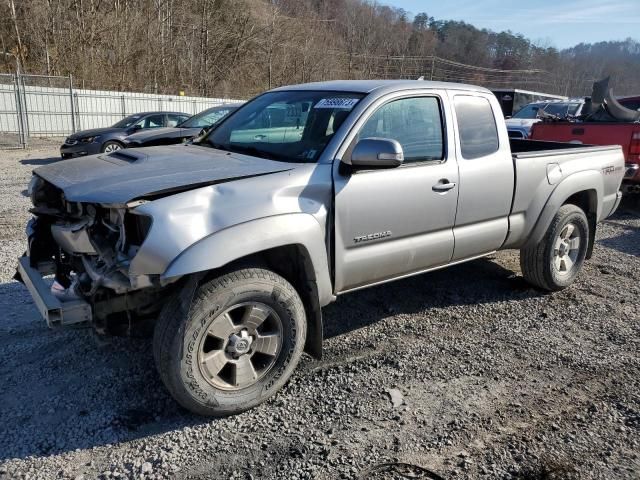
[153,268,307,416]
[520,204,589,291]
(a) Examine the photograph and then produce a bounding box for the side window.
[358,97,444,163]
[142,114,166,129]
[453,96,499,159]
[167,114,188,127]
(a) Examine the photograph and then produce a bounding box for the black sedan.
[60,111,190,158]
[123,104,241,148]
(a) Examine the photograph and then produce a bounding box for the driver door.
[333,93,459,292]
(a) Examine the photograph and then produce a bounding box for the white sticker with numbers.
[314,98,359,109]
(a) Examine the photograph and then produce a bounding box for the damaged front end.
[17,174,167,332]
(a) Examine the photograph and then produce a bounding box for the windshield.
[512,104,541,119]
[204,91,364,163]
[181,106,236,128]
[113,114,143,128]
[513,102,581,119]
[544,103,580,117]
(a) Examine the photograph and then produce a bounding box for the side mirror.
[131,124,142,131]
[350,137,404,168]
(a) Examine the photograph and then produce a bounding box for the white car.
[506,100,585,138]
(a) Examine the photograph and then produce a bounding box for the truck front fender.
[525,170,603,248]
[161,213,334,307]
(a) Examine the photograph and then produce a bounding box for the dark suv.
[60,111,190,158]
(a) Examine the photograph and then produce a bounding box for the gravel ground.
[0,146,638,480]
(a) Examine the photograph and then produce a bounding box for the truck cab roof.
[271,79,491,95]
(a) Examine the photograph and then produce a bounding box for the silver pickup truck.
[17,80,624,416]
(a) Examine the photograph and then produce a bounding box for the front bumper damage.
[17,257,91,327]
[18,176,168,330]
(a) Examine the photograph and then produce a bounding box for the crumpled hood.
[34,145,295,205]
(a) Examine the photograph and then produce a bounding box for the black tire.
[101,140,123,153]
[520,204,589,291]
[153,268,307,416]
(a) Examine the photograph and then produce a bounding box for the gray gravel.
[0,146,638,479]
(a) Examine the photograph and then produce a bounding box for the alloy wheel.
[104,143,122,153]
[553,222,581,275]
[197,302,283,390]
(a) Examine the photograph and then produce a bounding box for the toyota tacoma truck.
[17,80,624,416]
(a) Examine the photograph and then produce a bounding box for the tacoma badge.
[354,231,392,243]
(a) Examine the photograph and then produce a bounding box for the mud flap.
[302,280,323,360]
[586,214,597,260]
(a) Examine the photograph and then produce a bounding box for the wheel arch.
[525,171,603,251]
[161,214,334,359]
[101,138,125,152]
[217,244,325,360]
[563,189,598,259]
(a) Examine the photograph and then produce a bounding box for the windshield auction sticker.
[314,98,360,109]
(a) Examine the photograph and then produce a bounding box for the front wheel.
[101,140,123,153]
[520,204,589,291]
[153,268,307,416]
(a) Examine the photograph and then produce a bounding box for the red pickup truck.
[530,96,640,190]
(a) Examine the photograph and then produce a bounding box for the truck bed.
[509,138,618,158]
[529,122,640,182]
[503,138,624,250]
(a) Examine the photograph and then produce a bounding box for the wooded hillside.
[1,0,639,98]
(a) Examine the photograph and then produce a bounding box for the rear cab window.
[453,96,499,159]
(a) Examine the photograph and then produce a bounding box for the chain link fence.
[0,73,26,148]
[0,73,242,149]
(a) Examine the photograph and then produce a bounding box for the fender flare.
[161,214,333,359]
[525,170,603,248]
[162,213,333,302]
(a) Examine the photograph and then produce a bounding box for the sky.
[384,0,640,49]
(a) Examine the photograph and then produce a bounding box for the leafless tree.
[0,0,638,96]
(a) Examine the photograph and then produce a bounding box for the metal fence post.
[19,74,30,140]
[13,73,27,148]
[121,95,126,118]
[68,74,76,134]
[74,92,81,131]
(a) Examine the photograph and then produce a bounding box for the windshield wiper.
[192,140,221,149]
[196,141,283,161]
[223,144,282,161]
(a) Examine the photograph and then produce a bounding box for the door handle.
[432,180,456,192]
